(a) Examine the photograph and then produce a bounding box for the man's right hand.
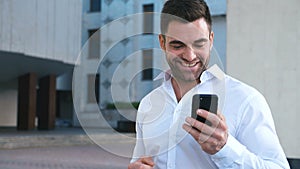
[128,157,155,169]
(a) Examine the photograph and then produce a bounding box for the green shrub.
[106,102,140,110]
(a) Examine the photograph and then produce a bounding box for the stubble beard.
[168,55,209,85]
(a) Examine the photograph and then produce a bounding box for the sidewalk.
[0,127,135,149]
[0,127,135,169]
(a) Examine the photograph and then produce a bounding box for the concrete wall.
[227,0,300,158]
[0,0,82,64]
[0,81,18,126]
[0,0,82,127]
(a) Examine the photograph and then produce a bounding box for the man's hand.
[128,157,155,169]
[183,109,228,155]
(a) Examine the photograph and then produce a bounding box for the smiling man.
[159,17,213,101]
[128,0,290,169]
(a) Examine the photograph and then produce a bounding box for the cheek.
[167,50,181,57]
[197,49,210,58]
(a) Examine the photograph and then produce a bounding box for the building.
[1,0,298,167]
[74,0,227,129]
[0,0,227,129]
[0,0,82,130]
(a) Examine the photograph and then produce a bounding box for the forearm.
[211,134,290,169]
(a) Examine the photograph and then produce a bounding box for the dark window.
[143,4,154,34]
[142,49,153,80]
[88,29,100,59]
[90,0,101,12]
[88,74,100,103]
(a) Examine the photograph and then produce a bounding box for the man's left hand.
[183,109,228,155]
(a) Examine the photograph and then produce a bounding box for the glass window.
[143,4,154,34]
[142,49,153,80]
[87,74,100,103]
[90,0,101,12]
[88,29,100,59]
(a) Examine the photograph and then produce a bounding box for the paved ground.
[0,145,132,169]
[0,128,135,169]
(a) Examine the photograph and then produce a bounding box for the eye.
[171,44,184,50]
[194,43,205,49]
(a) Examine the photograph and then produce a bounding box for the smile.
[181,61,199,67]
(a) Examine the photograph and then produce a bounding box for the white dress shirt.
[131,65,290,169]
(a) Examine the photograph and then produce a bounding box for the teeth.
[182,62,197,67]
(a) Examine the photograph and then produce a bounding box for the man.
[128,0,290,168]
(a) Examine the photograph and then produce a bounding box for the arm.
[129,99,156,169]
[184,93,290,169]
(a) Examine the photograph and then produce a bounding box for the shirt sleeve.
[130,98,148,163]
[130,121,145,163]
[210,93,290,169]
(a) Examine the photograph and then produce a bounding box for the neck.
[171,78,200,102]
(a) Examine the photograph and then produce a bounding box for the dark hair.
[160,0,212,34]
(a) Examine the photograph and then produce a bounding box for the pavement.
[0,127,136,169]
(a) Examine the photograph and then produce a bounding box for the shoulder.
[223,74,270,116]
[224,74,271,115]
[224,75,263,100]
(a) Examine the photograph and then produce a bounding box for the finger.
[140,157,155,167]
[185,117,204,130]
[217,113,227,125]
[186,116,216,137]
[197,109,220,127]
[183,123,201,140]
[189,116,227,143]
[213,113,227,131]
[128,161,154,169]
[198,132,219,144]
[184,123,216,144]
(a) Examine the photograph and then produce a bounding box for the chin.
[177,74,200,83]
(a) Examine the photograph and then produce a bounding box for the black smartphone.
[191,94,218,126]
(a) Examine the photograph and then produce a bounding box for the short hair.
[160,0,212,34]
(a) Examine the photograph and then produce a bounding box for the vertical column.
[37,75,56,130]
[17,73,37,130]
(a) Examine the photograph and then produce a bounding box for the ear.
[209,31,214,51]
[159,34,166,51]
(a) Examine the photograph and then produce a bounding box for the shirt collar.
[154,64,225,82]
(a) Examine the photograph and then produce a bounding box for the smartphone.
[191,94,218,126]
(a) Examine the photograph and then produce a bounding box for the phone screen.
[191,94,218,125]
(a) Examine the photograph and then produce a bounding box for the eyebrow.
[168,38,208,45]
[194,38,208,44]
[169,40,185,45]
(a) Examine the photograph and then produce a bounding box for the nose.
[183,47,197,62]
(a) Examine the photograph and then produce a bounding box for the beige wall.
[0,0,82,64]
[227,0,300,158]
[0,81,17,126]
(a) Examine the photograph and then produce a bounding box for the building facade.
[75,0,227,128]
[0,0,227,130]
[0,0,82,129]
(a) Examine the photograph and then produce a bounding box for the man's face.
[159,18,214,83]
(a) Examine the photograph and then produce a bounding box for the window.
[143,4,154,34]
[142,49,153,80]
[87,74,100,103]
[90,0,101,12]
[88,29,100,59]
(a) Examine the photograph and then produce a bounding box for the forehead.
[165,18,210,42]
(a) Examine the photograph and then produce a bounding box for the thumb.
[141,156,155,167]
